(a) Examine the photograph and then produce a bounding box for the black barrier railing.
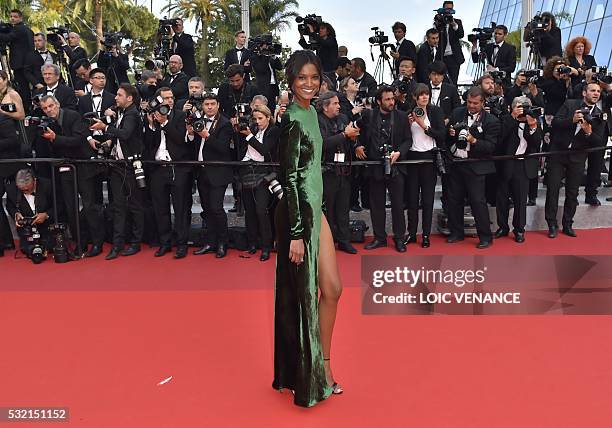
[0,144,609,260]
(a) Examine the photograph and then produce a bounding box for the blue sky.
[149,0,486,82]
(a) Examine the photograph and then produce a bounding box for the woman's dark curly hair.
[543,56,566,79]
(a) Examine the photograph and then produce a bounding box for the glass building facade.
[471,0,611,72]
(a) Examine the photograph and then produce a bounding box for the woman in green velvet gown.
[273,50,343,407]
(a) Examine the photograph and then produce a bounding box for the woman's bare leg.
[318,214,343,386]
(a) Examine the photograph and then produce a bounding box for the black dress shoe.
[562,226,577,237]
[364,239,387,250]
[105,247,121,260]
[403,235,417,246]
[548,225,558,238]
[607,197,612,202]
[0,248,4,257]
[260,249,271,261]
[494,228,510,239]
[122,244,141,257]
[447,235,464,243]
[527,198,536,206]
[476,240,492,249]
[174,245,188,259]
[247,245,257,254]
[421,236,430,248]
[514,232,525,243]
[216,243,227,258]
[394,239,406,253]
[193,244,216,255]
[86,244,103,258]
[155,245,172,257]
[585,196,601,206]
[350,204,362,212]
[338,242,358,254]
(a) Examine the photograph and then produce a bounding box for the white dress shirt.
[410,115,435,152]
[243,128,266,162]
[197,116,215,162]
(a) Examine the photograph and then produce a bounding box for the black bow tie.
[39,51,49,55]
[431,86,441,91]
[237,48,244,51]
[92,94,102,98]
[46,88,55,93]
[204,118,214,123]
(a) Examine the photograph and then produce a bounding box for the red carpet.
[1,229,612,427]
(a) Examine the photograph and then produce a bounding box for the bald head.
[168,55,183,74]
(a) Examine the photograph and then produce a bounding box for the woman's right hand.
[289,239,305,265]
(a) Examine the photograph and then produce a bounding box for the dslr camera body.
[24,115,56,130]
[434,7,456,28]
[248,34,282,56]
[17,216,46,264]
[452,121,483,150]
[592,66,612,85]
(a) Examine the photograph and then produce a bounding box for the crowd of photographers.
[0,2,610,264]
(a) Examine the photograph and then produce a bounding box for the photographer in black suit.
[191,93,234,259]
[160,55,189,101]
[428,61,460,124]
[317,92,360,254]
[350,57,378,97]
[326,57,352,92]
[224,31,252,81]
[143,87,193,259]
[405,84,447,248]
[434,1,465,85]
[24,32,58,94]
[37,94,105,257]
[96,43,130,95]
[357,86,412,252]
[170,18,196,77]
[545,82,605,238]
[218,64,259,119]
[446,87,500,248]
[471,25,516,87]
[495,96,543,243]
[299,21,338,73]
[57,32,88,85]
[250,47,282,113]
[390,22,417,75]
[89,84,145,260]
[0,9,34,107]
[524,12,562,64]
[33,64,77,111]
[416,29,443,84]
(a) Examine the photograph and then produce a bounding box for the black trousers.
[496,161,529,233]
[323,171,351,244]
[13,69,31,112]
[109,164,144,247]
[58,165,105,248]
[350,166,369,208]
[447,164,492,241]
[443,55,461,86]
[150,166,193,247]
[197,171,228,246]
[585,146,605,197]
[528,177,538,200]
[243,182,273,249]
[545,154,585,227]
[0,178,13,248]
[369,173,405,242]
[406,159,437,237]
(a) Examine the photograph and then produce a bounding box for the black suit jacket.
[446,107,500,175]
[0,116,21,177]
[568,55,597,87]
[430,82,461,121]
[318,112,353,163]
[440,19,465,65]
[498,115,542,179]
[394,39,417,73]
[237,124,280,163]
[24,51,59,88]
[299,35,338,72]
[47,108,92,160]
[223,47,252,81]
[551,99,606,162]
[356,72,378,98]
[144,110,192,162]
[6,177,53,220]
[472,42,516,83]
[172,33,197,77]
[218,82,259,119]
[105,104,144,158]
[416,43,443,83]
[0,22,34,69]
[61,45,88,82]
[361,108,412,179]
[536,27,562,60]
[78,91,115,117]
[97,52,130,94]
[250,54,282,100]
[161,72,189,101]
[33,84,78,111]
[193,114,234,187]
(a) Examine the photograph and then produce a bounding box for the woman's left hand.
[289,239,305,265]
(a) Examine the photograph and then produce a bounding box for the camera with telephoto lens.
[187,93,204,111]
[380,141,393,175]
[355,87,376,106]
[413,106,426,118]
[434,7,456,27]
[557,65,572,75]
[145,59,165,71]
[296,14,322,36]
[0,103,16,113]
[46,25,70,50]
[485,95,505,117]
[49,223,69,263]
[452,121,470,149]
[433,147,447,175]
[592,66,612,85]
[17,216,46,264]
[145,95,171,115]
[248,34,282,56]
[185,110,208,133]
[24,115,56,130]
[523,69,543,83]
[369,27,389,45]
[578,107,601,125]
[236,103,251,131]
[518,103,542,119]
[490,70,506,82]
[468,23,496,45]
[264,172,283,200]
[153,16,177,67]
[128,154,146,189]
[391,75,412,95]
[138,82,158,102]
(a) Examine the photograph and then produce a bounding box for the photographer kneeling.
[237,105,280,261]
[5,169,52,262]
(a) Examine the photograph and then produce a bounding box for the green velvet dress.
[273,103,333,407]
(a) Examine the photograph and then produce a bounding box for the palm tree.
[163,0,227,83]
[249,0,298,34]
[65,0,125,42]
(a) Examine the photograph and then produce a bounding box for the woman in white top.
[405,83,446,248]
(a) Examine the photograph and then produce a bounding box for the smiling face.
[291,63,320,107]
